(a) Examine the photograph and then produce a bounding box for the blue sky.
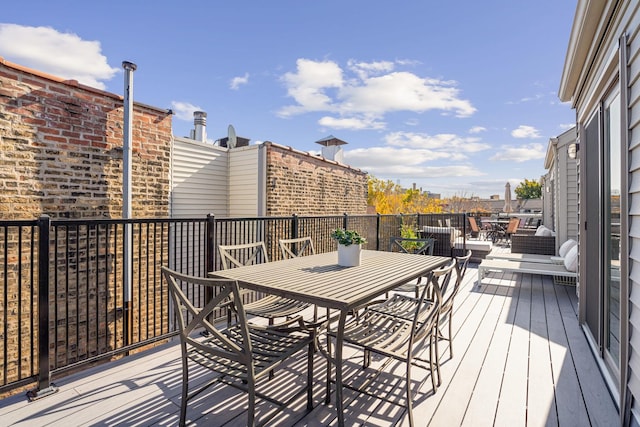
[1,1,577,198]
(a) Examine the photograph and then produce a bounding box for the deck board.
[0,254,620,426]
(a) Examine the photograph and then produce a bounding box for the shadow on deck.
[0,258,618,426]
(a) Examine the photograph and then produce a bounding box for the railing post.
[28,215,58,400]
[343,212,348,230]
[292,214,298,239]
[376,213,381,251]
[206,213,216,273]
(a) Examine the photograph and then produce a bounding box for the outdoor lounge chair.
[477,258,577,285]
[485,253,563,264]
[162,267,315,427]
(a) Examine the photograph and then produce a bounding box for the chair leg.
[247,377,256,427]
[434,330,442,387]
[448,313,454,358]
[430,334,438,393]
[180,356,189,427]
[307,340,314,411]
[406,357,415,427]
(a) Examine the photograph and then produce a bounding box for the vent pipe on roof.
[122,61,136,219]
[122,60,136,348]
[193,111,207,142]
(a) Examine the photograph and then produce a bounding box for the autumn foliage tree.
[367,176,442,214]
[514,179,542,200]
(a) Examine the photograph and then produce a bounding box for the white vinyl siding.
[556,129,579,245]
[171,136,229,218]
[228,145,261,217]
[628,2,640,418]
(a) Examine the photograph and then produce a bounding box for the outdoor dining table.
[210,249,449,426]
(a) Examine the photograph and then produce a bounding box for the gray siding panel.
[629,2,640,417]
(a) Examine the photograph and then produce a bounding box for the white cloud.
[384,131,491,153]
[345,146,484,178]
[278,59,343,117]
[490,143,546,162]
[230,73,249,90]
[318,116,385,130]
[469,126,486,134]
[277,58,476,129]
[511,125,541,138]
[347,59,395,79]
[171,101,202,121]
[0,24,118,90]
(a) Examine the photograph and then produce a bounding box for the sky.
[0,1,577,199]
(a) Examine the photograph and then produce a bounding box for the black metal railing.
[0,212,467,398]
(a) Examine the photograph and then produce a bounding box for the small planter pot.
[337,243,361,267]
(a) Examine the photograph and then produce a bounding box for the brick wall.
[265,143,368,216]
[0,58,172,395]
[0,58,172,220]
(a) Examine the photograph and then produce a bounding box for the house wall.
[555,128,579,246]
[544,127,578,250]
[0,58,172,389]
[171,136,228,218]
[560,1,640,423]
[0,58,172,219]
[228,145,261,217]
[264,142,368,216]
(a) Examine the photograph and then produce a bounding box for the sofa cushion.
[535,225,553,237]
[558,239,577,258]
[564,245,578,272]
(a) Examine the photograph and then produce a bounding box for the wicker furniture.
[162,267,315,427]
[510,234,556,255]
[420,226,459,257]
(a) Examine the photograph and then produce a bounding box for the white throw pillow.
[563,245,578,272]
[558,239,577,258]
[535,225,553,237]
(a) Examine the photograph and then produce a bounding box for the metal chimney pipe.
[194,111,207,142]
[122,61,137,219]
[122,60,136,347]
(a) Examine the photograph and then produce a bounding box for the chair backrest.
[279,237,315,259]
[390,237,435,255]
[162,266,252,363]
[506,217,520,234]
[218,241,269,270]
[468,217,480,233]
[442,250,472,311]
[412,260,456,340]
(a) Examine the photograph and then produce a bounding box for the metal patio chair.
[162,267,315,427]
[279,236,315,259]
[218,242,312,326]
[389,237,436,297]
[278,237,318,321]
[329,260,455,427]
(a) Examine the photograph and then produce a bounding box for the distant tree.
[445,191,491,213]
[367,176,442,214]
[514,179,542,199]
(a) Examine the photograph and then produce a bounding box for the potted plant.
[331,228,366,267]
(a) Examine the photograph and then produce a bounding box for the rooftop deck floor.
[0,248,619,426]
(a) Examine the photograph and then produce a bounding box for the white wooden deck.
[0,256,619,426]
